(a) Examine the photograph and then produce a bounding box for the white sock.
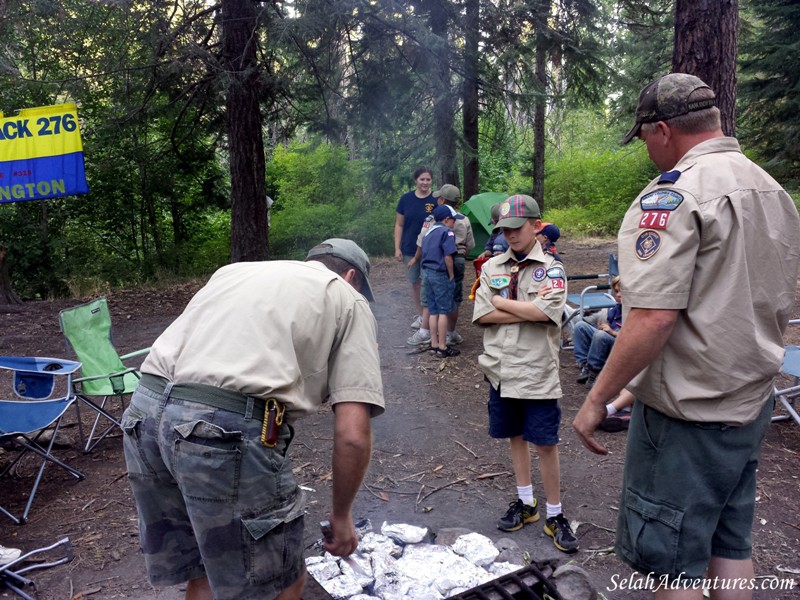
[418,328,430,335]
[546,502,562,519]
[517,485,534,506]
[606,404,618,417]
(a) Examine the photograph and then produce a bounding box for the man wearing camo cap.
[122,239,384,600]
[573,73,800,597]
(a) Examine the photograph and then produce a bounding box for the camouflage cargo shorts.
[121,382,305,600]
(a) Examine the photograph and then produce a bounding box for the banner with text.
[0,103,90,204]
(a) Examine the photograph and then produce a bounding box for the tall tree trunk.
[533,16,547,211]
[223,0,269,262]
[429,0,460,188]
[0,245,21,305]
[672,0,738,136]
[462,0,480,200]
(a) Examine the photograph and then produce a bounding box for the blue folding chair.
[0,356,84,524]
[562,253,619,349]
[772,320,800,426]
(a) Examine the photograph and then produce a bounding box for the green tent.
[461,192,508,259]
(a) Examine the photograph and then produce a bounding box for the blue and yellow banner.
[0,103,89,203]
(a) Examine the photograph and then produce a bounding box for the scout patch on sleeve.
[640,190,683,211]
[638,210,670,229]
[489,274,511,290]
[635,230,661,260]
[533,267,546,281]
[546,266,565,289]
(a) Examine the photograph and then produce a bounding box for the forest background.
[0,0,797,301]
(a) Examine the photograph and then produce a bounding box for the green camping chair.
[58,298,150,453]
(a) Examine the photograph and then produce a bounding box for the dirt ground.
[1,238,798,600]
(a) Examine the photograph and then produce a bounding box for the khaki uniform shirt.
[416,212,475,256]
[619,137,800,425]
[472,243,566,399]
[454,218,475,256]
[142,260,385,423]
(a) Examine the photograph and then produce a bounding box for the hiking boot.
[544,513,579,553]
[497,499,539,532]
[576,363,589,384]
[585,369,599,389]
[599,413,631,432]
[406,329,431,345]
[0,544,21,565]
[446,331,464,345]
[410,315,423,329]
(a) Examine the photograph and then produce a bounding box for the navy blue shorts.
[487,384,561,446]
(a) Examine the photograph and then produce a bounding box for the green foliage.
[544,111,657,235]
[267,139,393,258]
[738,0,800,189]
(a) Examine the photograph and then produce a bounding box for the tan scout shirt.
[619,137,800,425]
[472,243,566,399]
[454,217,475,256]
[142,260,385,423]
[416,212,475,256]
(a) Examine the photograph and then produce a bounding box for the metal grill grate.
[445,563,564,600]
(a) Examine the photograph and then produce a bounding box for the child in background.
[478,203,509,258]
[422,204,461,358]
[433,185,474,345]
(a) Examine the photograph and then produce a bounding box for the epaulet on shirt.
[657,169,681,184]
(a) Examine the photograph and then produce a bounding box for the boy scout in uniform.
[574,73,800,598]
[473,194,578,553]
[122,239,385,600]
[433,184,475,345]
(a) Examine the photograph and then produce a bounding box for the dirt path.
[1,239,798,599]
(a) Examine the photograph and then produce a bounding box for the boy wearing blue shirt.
[422,205,461,358]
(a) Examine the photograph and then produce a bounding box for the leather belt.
[139,373,285,447]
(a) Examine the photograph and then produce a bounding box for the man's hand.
[573,397,609,455]
[321,514,359,557]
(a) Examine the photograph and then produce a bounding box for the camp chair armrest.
[120,347,150,361]
[567,273,609,281]
[73,367,140,385]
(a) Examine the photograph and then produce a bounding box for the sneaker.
[544,513,579,553]
[585,369,599,389]
[0,544,21,565]
[576,363,589,384]
[446,331,464,345]
[406,329,431,345]
[410,315,423,329]
[599,413,631,432]
[497,499,539,532]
